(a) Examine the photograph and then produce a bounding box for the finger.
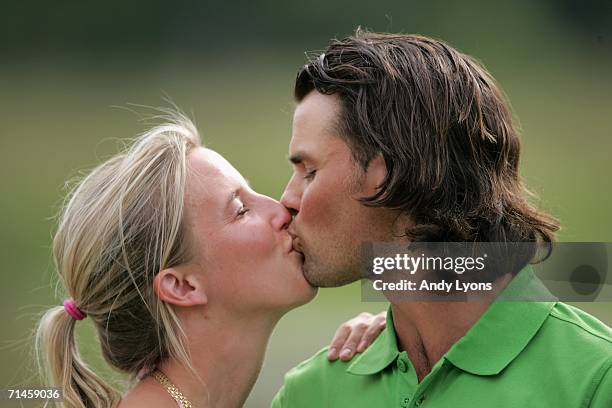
[328,324,351,360]
[356,317,386,352]
[338,324,367,361]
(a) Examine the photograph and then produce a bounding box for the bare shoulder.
[117,377,176,408]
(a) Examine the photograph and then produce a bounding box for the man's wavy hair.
[295,29,559,250]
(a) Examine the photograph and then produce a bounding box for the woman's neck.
[129,309,281,408]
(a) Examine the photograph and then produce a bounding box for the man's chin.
[302,263,360,288]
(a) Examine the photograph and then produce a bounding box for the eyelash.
[237,204,249,217]
[304,169,316,180]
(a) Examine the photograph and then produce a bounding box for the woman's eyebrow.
[225,189,239,210]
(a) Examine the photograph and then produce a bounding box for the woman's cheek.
[227,225,276,260]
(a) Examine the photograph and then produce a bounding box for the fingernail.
[340,348,351,359]
[328,347,337,359]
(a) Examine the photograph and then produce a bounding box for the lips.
[291,237,304,254]
[283,235,293,254]
[287,227,304,254]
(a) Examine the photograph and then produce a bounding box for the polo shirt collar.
[347,307,400,375]
[347,266,557,377]
[445,267,557,375]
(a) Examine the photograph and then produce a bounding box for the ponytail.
[35,306,118,408]
[34,112,202,406]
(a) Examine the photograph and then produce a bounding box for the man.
[273,30,612,407]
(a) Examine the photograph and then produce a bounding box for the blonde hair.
[35,111,202,407]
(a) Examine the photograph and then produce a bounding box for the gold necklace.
[151,369,194,408]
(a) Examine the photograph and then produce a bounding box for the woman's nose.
[263,195,292,231]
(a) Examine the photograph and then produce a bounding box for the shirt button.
[397,358,407,372]
[400,397,410,407]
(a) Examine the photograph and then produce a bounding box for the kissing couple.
[36,29,612,408]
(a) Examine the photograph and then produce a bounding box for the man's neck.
[390,301,490,382]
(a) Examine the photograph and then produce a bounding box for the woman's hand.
[327,311,386,361]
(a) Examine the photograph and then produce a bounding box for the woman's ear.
[154,267,208,307]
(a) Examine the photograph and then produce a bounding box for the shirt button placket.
[397,356,411,407]
[397,358,408,373]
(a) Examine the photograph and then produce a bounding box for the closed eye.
[304,169,316,180]
[236,202,250,218]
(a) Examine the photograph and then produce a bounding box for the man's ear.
[153,267,208,307]
[363,153,387,195]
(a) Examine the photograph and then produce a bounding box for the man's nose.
[280,174,301,215]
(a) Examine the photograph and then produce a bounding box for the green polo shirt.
[272,271,612,407]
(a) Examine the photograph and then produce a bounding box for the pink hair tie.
[63,299,87,320]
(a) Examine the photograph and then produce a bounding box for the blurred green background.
[1,0,611,406]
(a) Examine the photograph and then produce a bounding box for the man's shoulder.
[533,302,612,377]
[283,346,354,385]
[546,302,612,350]
[272,347,364,408]
[539,303,612,406]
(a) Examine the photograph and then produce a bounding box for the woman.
[35,112,385,408]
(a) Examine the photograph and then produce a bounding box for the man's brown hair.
[295,29,559,245]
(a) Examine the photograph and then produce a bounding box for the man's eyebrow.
[288,151,310,165]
